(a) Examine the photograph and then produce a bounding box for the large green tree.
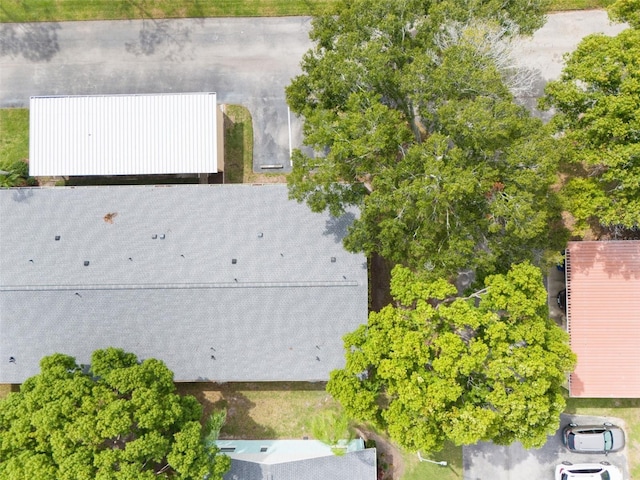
[541,15,640,232]
[327,262,576,452]
[0,348,230,480]
[287,0,564,280]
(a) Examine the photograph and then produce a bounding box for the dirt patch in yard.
[369,253,394,312]
[355,426,405,480]
[176,382,335,439]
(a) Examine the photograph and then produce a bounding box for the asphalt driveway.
[463,414,630,480]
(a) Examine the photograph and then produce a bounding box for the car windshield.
[604,430,613,451]
[563,467,610,479]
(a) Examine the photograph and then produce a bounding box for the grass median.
[0,0,615,23]
[0,108,29,165]
[0,0,335,22]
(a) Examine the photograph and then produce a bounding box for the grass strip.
[1,0,615,23]
[223,104,285,184]
[0,0,336,22]
[0,108,34,186]
[0,108,29,166]
[548,0,615,10]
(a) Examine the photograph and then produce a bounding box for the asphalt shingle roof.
[0,185,368,383]
[224,450,377,480]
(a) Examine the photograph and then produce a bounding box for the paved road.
[0,12,628,171]
[0,18,312,171]
[511,10,627,118]
[463,414,630,480]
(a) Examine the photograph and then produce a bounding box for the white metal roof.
[29,93,218,176]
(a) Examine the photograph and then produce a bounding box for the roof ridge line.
[0,280,360,291]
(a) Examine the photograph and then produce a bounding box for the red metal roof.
[567,240,640,398]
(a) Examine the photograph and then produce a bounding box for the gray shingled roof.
[0,185,367,383]
[224,450,377,480]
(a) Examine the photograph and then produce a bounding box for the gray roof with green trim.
[0,184,367,383]
[225,450,377,480]
[216,440,376,480]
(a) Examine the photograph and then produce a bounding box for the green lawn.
[549,0,614,10]
[223,105,253,184]
[0,0,336,22]
[0,0,615,22]
[0,108,29,166]
[401,442,462,480]
[175,382,340,439]
[0,108,34,187]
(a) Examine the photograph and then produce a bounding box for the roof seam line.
[0,281,360,292]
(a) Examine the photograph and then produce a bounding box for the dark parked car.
[557,289,567,311]
[562,423,625,454]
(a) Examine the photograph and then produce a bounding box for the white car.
[555,462,622,480]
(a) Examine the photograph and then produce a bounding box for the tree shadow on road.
[125,19,194,60]
[0,22,60,62]
[122,0,204,61]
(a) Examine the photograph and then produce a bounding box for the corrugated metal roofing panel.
[29,93,218,176]
[567,240,640,398]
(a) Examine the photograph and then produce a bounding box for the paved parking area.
[0,17,312,172]
[463,414,629,479]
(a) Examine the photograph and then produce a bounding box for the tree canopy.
[609,0,640,27]
[327,262,576,452]
[0,348,230,480]
[287,0,564,280]
[541,18,640,232]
